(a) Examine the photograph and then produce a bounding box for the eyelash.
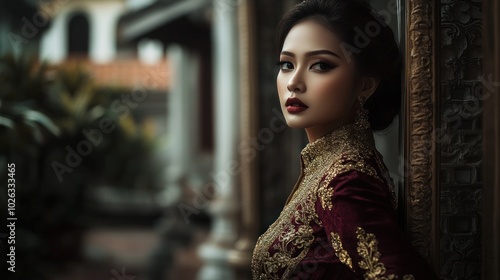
[276,60,335,71]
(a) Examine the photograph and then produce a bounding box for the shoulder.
[316,149,396,211]
[321,148,384,188]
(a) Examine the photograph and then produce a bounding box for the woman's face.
[277,19,362,141]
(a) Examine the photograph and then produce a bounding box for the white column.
[40,10,66,63]
[197,0,240,279]
[158,44,199,207]
[89,2,124,63]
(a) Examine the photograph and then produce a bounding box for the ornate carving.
[405,0,438,266]
[439,0,483,279]
[407,0,484,277]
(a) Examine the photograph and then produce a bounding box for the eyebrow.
[280,49,340,58]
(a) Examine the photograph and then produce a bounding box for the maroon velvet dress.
[251,122,438,280]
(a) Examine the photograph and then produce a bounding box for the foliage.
[0,54,161,187]
[0,53,163,278]
[0,53,60,152]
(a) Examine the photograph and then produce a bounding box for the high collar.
[300,122,375,169]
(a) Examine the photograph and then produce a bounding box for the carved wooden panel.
[405,0,484,277]
[439,0,483,279]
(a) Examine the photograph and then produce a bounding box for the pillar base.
[197,243,236,280]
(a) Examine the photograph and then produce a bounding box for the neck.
[305,113,357,143]
[305,101,362,142]
[305,123,345,143]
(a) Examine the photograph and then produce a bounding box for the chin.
[284,117,311,129]
[286,123,305,129]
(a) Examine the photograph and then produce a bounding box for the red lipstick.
[285,97,308,113]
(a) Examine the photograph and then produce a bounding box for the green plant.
[0,53,163,278]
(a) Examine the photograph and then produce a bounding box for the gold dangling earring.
[354,98,370,130]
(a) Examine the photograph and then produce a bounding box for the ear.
[359,76,380,102]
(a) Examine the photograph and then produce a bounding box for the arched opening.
[68,13,89,56]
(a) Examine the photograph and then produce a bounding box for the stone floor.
[47,227,207,280]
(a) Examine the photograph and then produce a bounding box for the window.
[68,13,89,56]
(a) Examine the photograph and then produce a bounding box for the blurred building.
[37,0,169,90]
[40,0,125,63]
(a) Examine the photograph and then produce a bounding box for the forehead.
[282,19,343,56]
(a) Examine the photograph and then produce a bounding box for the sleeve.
[315,169,439,280]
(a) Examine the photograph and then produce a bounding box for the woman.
[251,0,439,279]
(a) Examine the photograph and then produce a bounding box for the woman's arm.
[315,170,438,280]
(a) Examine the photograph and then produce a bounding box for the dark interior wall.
[439,0,483,279]
[254,0,306,234]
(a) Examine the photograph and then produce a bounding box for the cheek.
[276,74,287,99]
[313,75,354,109]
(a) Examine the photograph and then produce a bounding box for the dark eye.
[311,61,334,71]
[278,61,294,70]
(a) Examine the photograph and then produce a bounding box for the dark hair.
[277,0,402,131]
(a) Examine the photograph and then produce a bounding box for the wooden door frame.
[482,0,500,278]
[405,1,500,277]
[403,0,440,272]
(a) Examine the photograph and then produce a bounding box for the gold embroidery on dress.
[356,227,414,280]
[374,151,398,208]
[316,154,383,211]
[251,123,395,280]
[330,232,353,269]
[318,179,335,210]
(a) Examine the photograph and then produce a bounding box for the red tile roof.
[64,58,170,91]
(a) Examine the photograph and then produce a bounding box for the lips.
[285,97,308,113]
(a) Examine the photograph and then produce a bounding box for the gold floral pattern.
[252,123,397,279]
[330,232,353,269]
[356,227,415,280]
[318,179,335,210]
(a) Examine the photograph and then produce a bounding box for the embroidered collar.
[300,122,375,168]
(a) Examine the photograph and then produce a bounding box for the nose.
[287,71,306,93]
